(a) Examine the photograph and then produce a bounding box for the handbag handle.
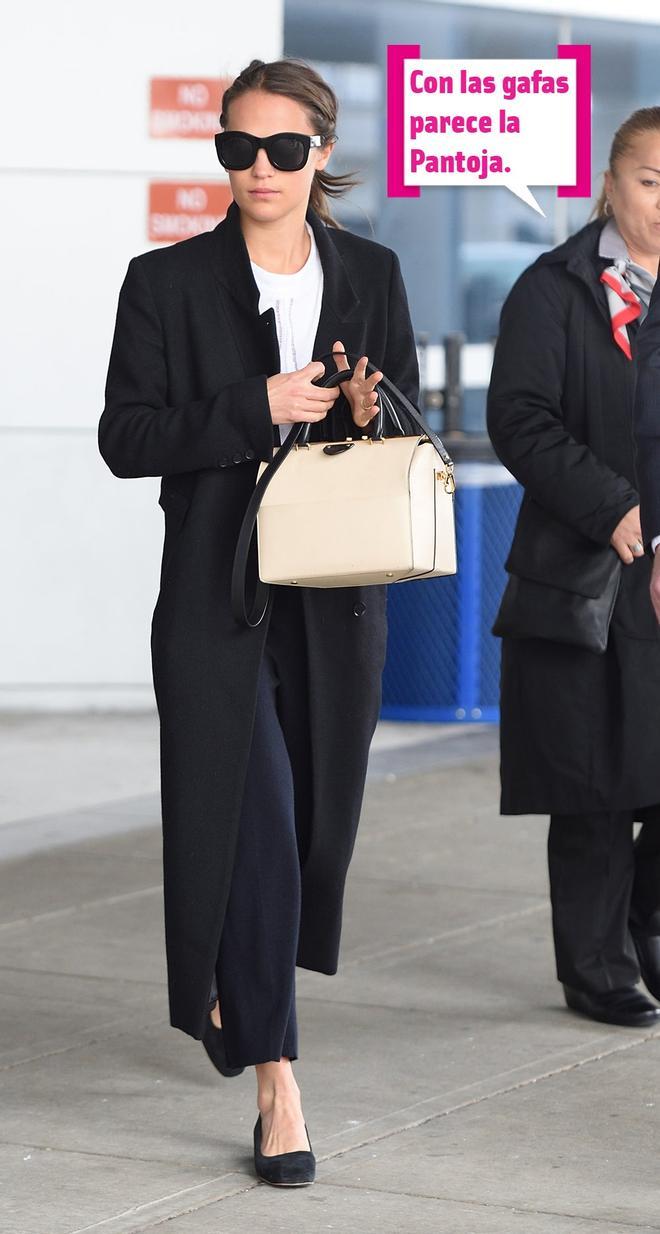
[305,351,454,468]
[230,350,455,627]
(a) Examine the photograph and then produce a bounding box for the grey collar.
[598,217,629,263]
[598,217,656,310]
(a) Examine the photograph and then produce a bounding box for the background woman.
[99,58,419,1185]
[487,108,660,1029]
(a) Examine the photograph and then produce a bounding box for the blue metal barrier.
[380,463,522,723]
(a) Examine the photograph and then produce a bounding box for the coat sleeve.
[633,277,660,547]
[98,257,275,479]
[487,264,638,546]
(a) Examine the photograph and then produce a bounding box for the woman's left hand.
[332,340,383,429]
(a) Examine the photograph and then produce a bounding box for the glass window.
[285,1,660,431]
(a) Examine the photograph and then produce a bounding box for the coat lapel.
[305,205,363,363]
[567,250,612,331]
[208,200,279,379]
[535,221,612,332]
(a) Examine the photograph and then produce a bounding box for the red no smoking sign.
[148,183,233,243]
[149,77,229,139]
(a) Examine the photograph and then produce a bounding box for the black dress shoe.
[563,983,660,1027]
[253,1114,316,1187]
[630,926,660,1002]
[201,1015,245,1078]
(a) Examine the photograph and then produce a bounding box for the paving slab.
[322,1036,660,1230]
[0,844,162,925]
[0,885,165,985]
[0,1141,226,1234]
[0,969,164,1067]
[0,799,162,862]
[352,763,546,898]
[2,737,659,1234]
[128,1185,660,1234]
[0,855,540,987]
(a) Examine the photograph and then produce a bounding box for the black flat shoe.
[201,1015,245,1078]
[630,926,660,1002]
[563,983,660,1028]
[253,1114,316,1187]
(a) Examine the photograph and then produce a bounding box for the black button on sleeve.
[353,601,367,617]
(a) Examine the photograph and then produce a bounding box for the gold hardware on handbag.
[231,351,457,627]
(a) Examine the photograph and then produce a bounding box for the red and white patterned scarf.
[599,264,641,361]
[598,219,655,360]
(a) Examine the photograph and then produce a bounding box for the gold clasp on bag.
[436,468,456,494]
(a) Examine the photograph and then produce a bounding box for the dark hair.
[592,106,660,220]
[219,57,360,228]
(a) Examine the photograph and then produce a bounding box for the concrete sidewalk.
[1,722,659,1234]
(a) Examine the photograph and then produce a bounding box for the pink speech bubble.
[387,43,591,212]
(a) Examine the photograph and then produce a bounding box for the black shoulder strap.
[230,350,454,627]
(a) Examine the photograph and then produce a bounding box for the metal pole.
[443,332,464,435]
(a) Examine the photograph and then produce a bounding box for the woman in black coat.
[98,58,419,1185]
[487,107,660,1030]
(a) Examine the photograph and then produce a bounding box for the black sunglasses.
[214,130,332,172]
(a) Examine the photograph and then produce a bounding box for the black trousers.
[208,586,313,1069]
[548,810,660,993]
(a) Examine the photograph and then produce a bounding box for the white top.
[250,221,324,444]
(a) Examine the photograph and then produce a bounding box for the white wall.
[1,2,283,710]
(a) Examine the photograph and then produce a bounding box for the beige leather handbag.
[231,352,457,626]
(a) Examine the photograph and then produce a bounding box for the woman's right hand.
[610,505,645,565]
[266,362,340,426]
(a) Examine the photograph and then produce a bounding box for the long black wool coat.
[634,275,660,545]
[99,199,420,1039]
[487,219,660,817]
